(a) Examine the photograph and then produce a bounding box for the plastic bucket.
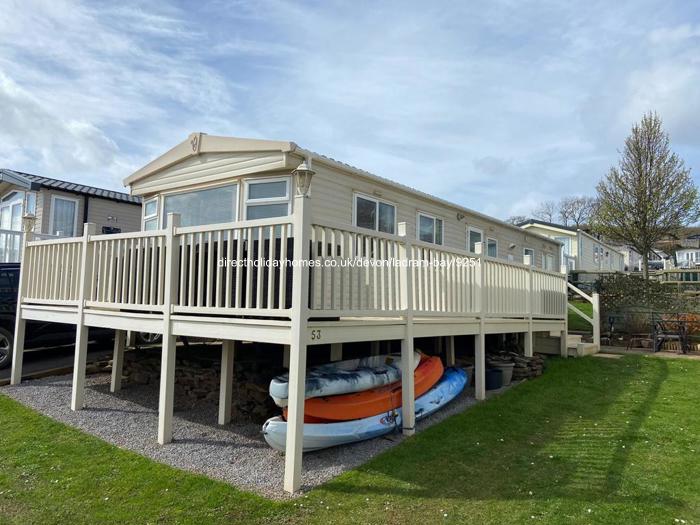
[485,368,503,390]
[491,362,514,385]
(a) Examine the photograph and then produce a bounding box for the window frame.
[523,247,535,266]
[416,211,443,245]
[352,192,397,234]
[143,196,159,231]
[160,182,240,228]
[244,176,291,220]
[486,237,498,258]
[467,226,483,254]
[49,194,79,237]
[24,191,37,217]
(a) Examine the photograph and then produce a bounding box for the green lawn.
[568,300,593,332]
[2,355,700,524]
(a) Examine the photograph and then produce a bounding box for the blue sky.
[1,0,699,219]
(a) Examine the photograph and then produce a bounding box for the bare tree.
[558,196,597,228]
[506,215,527,225]
[593,112,700,278]
[533,200,558,223]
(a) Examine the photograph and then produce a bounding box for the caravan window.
[245,178,290,220]
[163,184,238,227]
[418,212,443,244]
[354,193,396,234]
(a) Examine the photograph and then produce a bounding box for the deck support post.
[10,219,33,386]
[524,326,533,357]
[10,319,25,385]
[398,222,416,436]
[284,160,313,494]
[330,343,342,362]
[475,241,486,401]
[158,335,177,444]
[282,344,290,368]
[110,329,126,393]
[158,213,180,445]
[560,330,568,357]
[70,223,96,411]
[446,336,455,366]
[524,258,533,357]
[218,340,236,425]
[371,340,380,356]
[475,326,486,400]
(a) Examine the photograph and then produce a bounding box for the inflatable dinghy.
[262,367,468,452]
[269,352,420,407]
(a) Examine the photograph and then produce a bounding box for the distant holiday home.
[0,169,142,261]
[518,219,625,273]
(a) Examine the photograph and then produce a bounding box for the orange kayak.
[284,355,444,422]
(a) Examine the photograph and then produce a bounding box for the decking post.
[71,222,96,411]
[371,340,380,356]
[218,340,236,425]
[475,327,486,400]
[330,343,342,362]
[284,160,314,494]
[282,344,290,368]
[158,213,181,445]
[10,217,33,386]
[110,329,126,392]
[524,255,533,357]
[446,335,455,366]
[592,292,601,349]
[398,222,416,436]
[475,242,486,401]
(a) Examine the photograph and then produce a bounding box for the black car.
[0,263,112,369]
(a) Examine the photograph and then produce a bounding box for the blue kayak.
[262,367,468,452]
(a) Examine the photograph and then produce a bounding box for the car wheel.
[0,326,14,370]
[136,332,162,345]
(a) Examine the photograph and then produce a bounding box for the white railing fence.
[20,217,567,320]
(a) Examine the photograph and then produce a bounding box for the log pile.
[121,348,282,423]
[512,354,545,380]
[486,350,546,381]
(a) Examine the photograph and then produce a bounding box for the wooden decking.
[11,195,568,493]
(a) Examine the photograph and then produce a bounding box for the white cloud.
[0,0,698,219]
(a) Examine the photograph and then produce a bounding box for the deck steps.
[539,332,599,357]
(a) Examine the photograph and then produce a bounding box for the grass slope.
[2,356,700,524]
[568,300,594,333]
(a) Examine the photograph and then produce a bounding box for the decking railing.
[20,217,567,320]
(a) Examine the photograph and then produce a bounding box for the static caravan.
[0,169,142,262]
[11,133,569,493]
[518,219,625,273]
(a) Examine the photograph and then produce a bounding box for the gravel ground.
[1,373,516,499]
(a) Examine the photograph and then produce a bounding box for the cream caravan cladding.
[125,133,561,266]
[577,230,625,271]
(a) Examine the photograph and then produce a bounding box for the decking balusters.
[235,229,243,309]
[245,227,253,309]
[225,230,233,308]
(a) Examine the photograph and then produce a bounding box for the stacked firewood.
[512,353,545,380]
[484,349,546,381]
